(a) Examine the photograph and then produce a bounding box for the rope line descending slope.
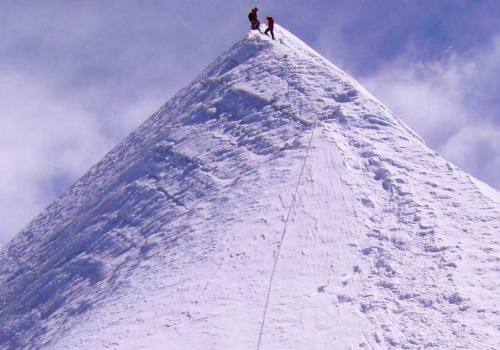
[256,55,316,350]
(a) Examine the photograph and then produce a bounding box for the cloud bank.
[362,36,500,189]
[0,71,110,241]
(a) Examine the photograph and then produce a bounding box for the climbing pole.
[256,55,317,350]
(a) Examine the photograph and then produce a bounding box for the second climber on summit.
[264,16,275,40]
[248,7,262,33]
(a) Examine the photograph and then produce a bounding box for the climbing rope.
[256,55,316,350]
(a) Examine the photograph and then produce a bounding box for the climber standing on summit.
[248,7,262,33]
[264,16,275,40]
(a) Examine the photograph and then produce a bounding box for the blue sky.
[1,0,500,243]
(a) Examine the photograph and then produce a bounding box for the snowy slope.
[1,26,499,350]
[471,176,500,204]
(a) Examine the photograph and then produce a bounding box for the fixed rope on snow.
[256,55,317,350]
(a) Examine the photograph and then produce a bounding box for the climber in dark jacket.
[264,16,275,40]
[248,7,262,33]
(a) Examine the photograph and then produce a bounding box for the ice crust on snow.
[0,25,499,349]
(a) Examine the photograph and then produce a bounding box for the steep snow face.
[471,176,500,204]
[1,26,499,350]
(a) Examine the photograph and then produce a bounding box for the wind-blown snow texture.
[1,26,499,350]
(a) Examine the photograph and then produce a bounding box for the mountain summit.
[1,26,499,350]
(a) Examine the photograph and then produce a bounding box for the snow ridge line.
[256,55,316,350]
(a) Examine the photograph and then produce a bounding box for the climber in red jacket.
[264,16,275,40]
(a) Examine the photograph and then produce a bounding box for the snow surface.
[0,25,499,349]
[471,176,500,205]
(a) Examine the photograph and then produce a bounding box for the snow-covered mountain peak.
[1,26,499,349]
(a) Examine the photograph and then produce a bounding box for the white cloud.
[361,38,500,189]
[117,96,164,135]
[0,68,165,244]
[0,70,113,243]
[442,124,500,188]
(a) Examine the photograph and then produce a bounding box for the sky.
[1,0,500,243]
